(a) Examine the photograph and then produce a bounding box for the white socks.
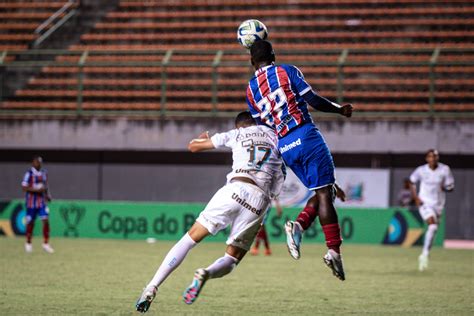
[148,233,197,288]
[422,224,438,257]
[205,253,239,279]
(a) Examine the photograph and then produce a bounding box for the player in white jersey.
[409,149,454,271]
[135,111,284,313]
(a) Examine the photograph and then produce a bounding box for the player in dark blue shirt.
[246,40,352,280]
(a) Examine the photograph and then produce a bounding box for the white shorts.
[419,205,443,222]
[196,181,271,251]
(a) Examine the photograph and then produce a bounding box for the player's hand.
[340,104,353,118]
[198,131,210,139]
[336,188,346,202]
[414,196,423,207]
[47,195,52,202]
[334,183,346,202]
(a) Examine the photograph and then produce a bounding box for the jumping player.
[135,111,284,313]
[409,149,454,271]
[246,40,353,280]
[21,156,54,253]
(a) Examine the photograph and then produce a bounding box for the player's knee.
[226,254,239,272]
[305,194,319,208]
[428,224,438,233]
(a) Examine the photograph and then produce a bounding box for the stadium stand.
[0,1,78,50]
[1,0,474,114]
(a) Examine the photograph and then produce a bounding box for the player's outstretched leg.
[285,221,303,260]
[135,285,157,313]
[285,196,319,260]
[183,268,209,305]
[323,249,345,281]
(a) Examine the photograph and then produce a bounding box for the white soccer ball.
[237,19,268,49]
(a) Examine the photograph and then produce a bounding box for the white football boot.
[418,254,429,271]
[135,285,157,313]
[285,221,303,260]
[25,243,33,253]
[323,249,346,281]
[42,243,55,254]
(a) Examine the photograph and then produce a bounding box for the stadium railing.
[0,47,473,119]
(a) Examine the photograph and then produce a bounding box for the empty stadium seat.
[1,0,473,114]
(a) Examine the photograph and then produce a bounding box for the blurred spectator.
[397,178,415,208]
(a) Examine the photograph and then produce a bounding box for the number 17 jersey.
[210,125,284,198]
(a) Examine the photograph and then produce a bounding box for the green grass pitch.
[1,238,472,315]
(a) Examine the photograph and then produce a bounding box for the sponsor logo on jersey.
[231,193,262,215]
[279,138,302,154]
[276,115,294,132]
[236,131,268,141]
[235,169,250,174]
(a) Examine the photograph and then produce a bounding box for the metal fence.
[1,48,473,118]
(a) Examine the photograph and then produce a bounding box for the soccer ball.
[237,19,268,49]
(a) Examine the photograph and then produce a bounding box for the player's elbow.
[445,185,454,192]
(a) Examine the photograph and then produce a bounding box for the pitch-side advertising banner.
[279,168,390,208]
[0,200,443,246]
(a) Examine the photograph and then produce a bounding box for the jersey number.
[256,87,287,120]
[246,144,271,169]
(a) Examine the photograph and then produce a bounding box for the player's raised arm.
[302,90,353,118]
[285,64,353,118]
[188,131,215,153]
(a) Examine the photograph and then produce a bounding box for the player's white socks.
[205,253,239,279]
[148,233,197,288]
[422,224,438,257]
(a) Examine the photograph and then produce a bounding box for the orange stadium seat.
[0,1,76,50]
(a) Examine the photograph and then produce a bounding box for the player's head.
[32,155,43,170]
[425,149,439,167]
[250,40,275,70]
[235,111,256,128]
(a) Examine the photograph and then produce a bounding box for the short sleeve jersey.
[22,167,48,209]
[409,163,454,209]
[211,125,284,198]
[246,64,315,137]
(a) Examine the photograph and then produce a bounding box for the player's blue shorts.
[26,206,49,223]
[278,123,335,190]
